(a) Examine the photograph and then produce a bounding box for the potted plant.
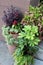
[2,6,23,54]
[22,5,43,40]
[13,25,40,65]
[2,4,43,65]
[21,4,43,62]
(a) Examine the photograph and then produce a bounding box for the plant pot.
[7,44,16,54]
[9,32,18,38]
[7,32,19,54]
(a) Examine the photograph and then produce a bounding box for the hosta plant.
[13,25,40,65]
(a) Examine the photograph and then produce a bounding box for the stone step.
[0,41,13,65]
[0,41,43,65]
[34,59,43,65]
[39,41,43,49]
[35,41,43,61]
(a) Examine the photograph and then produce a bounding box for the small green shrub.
[18,25,40,47]
[23,5,43,26]
[2,23,23,45]
[22,5,43,40]
[13,25,40,65]
[10,24,23,33]
[2,26,15,45]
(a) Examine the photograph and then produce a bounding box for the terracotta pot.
[7,44,16,54]
[9,32,19,38]
[7,32,19,54]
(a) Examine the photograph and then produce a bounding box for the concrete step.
[0,41,13,65]
[34,59,43,65]
[0,41,43,65]
[35,41,43,61]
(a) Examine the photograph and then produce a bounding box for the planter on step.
[2,2,43,65]
[2,6,23,54]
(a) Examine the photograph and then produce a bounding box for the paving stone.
[35,41,43,60]
[0,41,43,65]
[0,41,14,65]
[34,59,43,65]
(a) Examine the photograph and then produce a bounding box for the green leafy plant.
[22,5,43,40]
[23,5,43,26]
[13,25,40,65]
[10,24,23,33]
[2,26,15,45]
[18,25,40,47]
[2,23,23,45]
